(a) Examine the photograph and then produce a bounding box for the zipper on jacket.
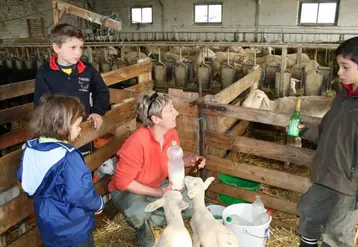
[350,133,357,180]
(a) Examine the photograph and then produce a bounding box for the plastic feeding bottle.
[167,141,185,190]
[252,195,266,222]
[226,215,253,226]
[253,212,271,226]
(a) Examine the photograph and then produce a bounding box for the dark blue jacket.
[17,139,104,247]
[34,56,109,115]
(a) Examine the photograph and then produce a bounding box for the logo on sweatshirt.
[78,77,90,92]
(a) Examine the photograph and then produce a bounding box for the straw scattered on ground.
[94,213,301,247]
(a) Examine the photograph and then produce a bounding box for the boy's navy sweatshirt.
[34,56,109,115]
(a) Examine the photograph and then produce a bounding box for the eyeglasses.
[147,91,159,119]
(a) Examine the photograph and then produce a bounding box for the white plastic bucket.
[222,203,271,247]
[206,204,226,224]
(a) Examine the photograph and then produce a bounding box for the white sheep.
[145,190,192,247]
[185,176,239,247]
[94,156,118,180]
[242,89,332,118]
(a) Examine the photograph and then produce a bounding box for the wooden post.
[297,47,302,66]
[52,1,60,25]
[53,0,122,31]
[280,47,288,97]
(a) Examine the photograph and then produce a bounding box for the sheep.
[242,89,332,118]
[289,78,301,96]
[93,156,118,181]
[185,176,239,247]
[144,190,192,247]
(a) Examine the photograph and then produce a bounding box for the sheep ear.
[144,198,165,212]
[188,189,196,199]
[204,177,215,190]
[179,201,188,210]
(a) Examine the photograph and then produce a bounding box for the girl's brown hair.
[30,94,85,141]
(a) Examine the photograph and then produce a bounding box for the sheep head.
[184,176,215,199]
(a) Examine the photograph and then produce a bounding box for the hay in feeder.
[227,151,311,179]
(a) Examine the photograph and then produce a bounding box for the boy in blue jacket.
[17,94,103,247]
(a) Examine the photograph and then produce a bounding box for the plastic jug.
[253,212,270,226]
[167,141,185,190]
[226,215,253,226]
[252,195,266,221]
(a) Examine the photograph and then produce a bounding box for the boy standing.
[297,37,358,247]
[34,23,109,154]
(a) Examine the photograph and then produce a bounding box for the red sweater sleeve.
[112,137,144,191]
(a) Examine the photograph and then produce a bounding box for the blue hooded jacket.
[17,139,103,247]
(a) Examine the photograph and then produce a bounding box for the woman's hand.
[191,156,206,169]
[158,182,173,197]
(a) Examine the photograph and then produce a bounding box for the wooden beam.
[52,0,60,25]
[54,0,122,31]
[0,127,31,150]
[109,88,140,104]
[0,103,33,126]
[280,47,288,97]
[0,60,152,101]
[209,182,297,215]
[7,226,42,247]
[206,155,311,193]
[0,80,34,101]
[212,68,262,104]
[0,149,22,192]
[84,132,130,172]
[202,102,321,127]
[71,99,136,148]
[103,60,152,87]
[0,100,135,192]
[205,131,314,167]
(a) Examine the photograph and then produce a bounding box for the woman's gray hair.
[137,91,172,127]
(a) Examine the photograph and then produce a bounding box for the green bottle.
[287,98,301,137]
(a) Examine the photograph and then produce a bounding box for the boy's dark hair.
[30,94,84,141]
[49,23,85,46]
[336,37,358,64]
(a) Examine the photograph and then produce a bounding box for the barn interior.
[0,0,357,247]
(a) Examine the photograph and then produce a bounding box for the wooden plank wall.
[169,88,199,155]
[202,101,320,216]
[0,59,153,247]
[0,59,152,152]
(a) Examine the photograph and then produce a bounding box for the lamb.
[144,190,192,247]
[242,89,332,118]
[93,156,118,181]
[185,176,239,247]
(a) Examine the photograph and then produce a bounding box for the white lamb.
[242,89,332,118]
[144,190,192,247]
[94,156,118,180]
[185,176,239,247]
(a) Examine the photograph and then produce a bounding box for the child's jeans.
[297,183,358,247]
